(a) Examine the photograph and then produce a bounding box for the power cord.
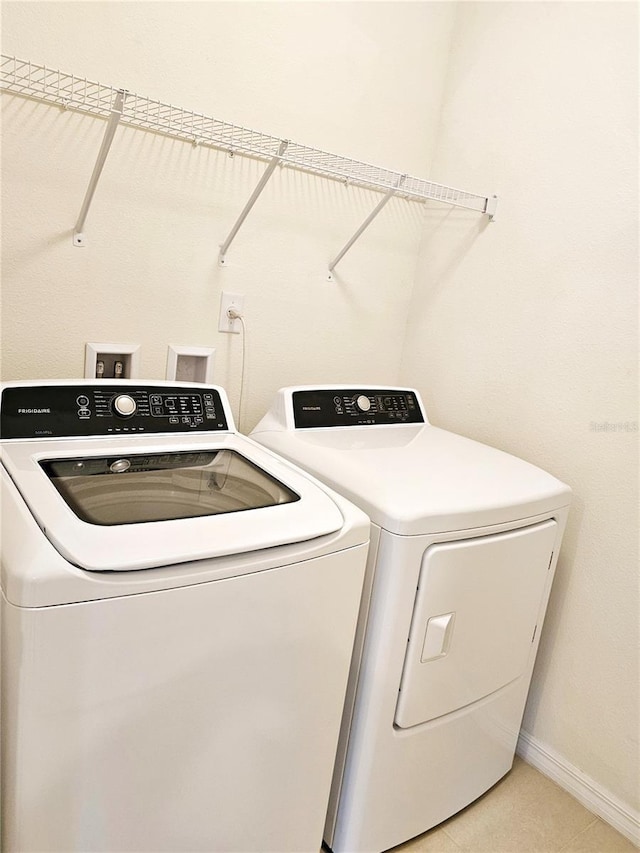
[227,307,247,431]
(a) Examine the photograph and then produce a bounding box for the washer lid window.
[41,450,299,526]
[1,434,346,572]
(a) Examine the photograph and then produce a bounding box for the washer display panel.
[41,450,299,526]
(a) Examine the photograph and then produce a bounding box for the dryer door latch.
[421,612,455,662]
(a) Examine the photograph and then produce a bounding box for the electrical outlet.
[218,292,244,334]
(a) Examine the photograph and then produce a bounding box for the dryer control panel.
[1,384,229,439]
[292,389,425,428]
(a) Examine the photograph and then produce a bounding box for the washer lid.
[0,433,346,571]
[250,425,572,535]
[40,449,300,527]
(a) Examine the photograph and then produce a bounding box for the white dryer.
[251,386,572,853]
[0,380,369,853]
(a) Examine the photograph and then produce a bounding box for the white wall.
[0,0,456,429]
[401,0,639,825]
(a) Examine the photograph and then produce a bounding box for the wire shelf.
[1,54,492,214]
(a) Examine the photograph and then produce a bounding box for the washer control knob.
[355,394,371,412]
[113,394,137,417]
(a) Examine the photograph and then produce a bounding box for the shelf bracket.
[73,89,126,247]
[485,194,498,220]
[328,174,407,276]
[219,139,289,265]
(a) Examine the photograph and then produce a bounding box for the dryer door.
[395,520,557,728]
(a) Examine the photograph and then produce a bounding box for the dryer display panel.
[1,385,228,438]
[292,389,424,428]
[41,450,299,525]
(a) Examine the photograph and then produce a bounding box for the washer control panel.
[1,385,229,439]
[292,389,424,428]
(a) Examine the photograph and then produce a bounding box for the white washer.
[251,385,572,853]
[0,380,369,853]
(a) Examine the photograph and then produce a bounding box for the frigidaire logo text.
[17,408,51,414]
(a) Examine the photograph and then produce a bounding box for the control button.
[169,417,179,424]
[355,395,372,412]
[77,407,91,419]
[150,394,162,405]
[76,395,90,407]
[110,459,131,473]
[151,406,164,416]
[113,395,137,417]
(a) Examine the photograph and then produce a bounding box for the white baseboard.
[517,730,640,847]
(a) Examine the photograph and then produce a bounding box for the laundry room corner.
[1,0,638,849]
[399,2,639,842]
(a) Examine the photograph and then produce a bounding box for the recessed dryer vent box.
[166,346,216,384]
[85,343,141,380]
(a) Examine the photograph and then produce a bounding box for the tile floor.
[381,757,638,853]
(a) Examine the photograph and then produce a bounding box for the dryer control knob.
[355,395,371,412]
[113,394,137,417]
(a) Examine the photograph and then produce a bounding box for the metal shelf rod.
[219,139,289,264]
[73,89,125,247]
[1,54,499,252]
[329,175,406,274]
